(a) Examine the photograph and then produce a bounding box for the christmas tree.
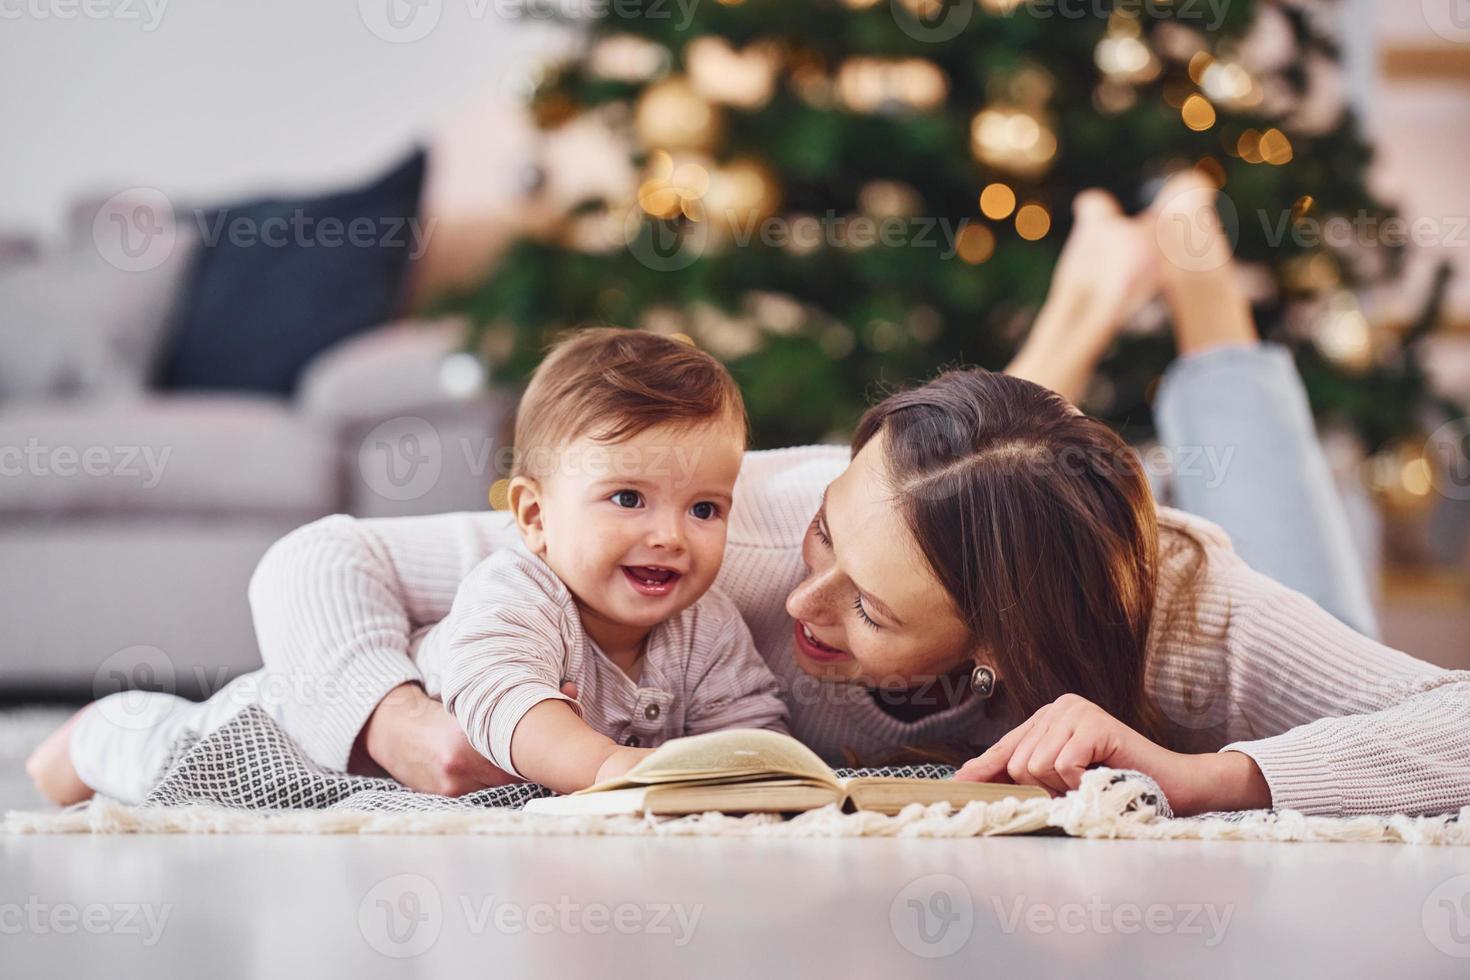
[445,0,1461,462]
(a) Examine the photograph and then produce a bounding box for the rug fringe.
[7,771,1467,844]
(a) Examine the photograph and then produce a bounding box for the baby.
[29,328,787,803]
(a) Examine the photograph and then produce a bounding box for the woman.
[166,176,1470,816]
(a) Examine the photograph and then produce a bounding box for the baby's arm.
[683,593,790,736]
[508,701,650,791]
[437,551,645,795]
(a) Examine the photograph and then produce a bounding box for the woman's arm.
[246,510,523,789]
[959,560,1470,817]
[1209,561,1469,816]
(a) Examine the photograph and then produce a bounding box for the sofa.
[0,182,516,697]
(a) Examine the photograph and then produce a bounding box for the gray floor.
[2,819,1468,976]
[4,709,1469,978]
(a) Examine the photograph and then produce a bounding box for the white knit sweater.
[246,445,1470,817]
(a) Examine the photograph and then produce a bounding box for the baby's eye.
[609,489,643,509]
[690,501,720,521]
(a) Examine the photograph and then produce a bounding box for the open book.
[522,729,1047,817]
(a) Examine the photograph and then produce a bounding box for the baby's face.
[526,419,744,635]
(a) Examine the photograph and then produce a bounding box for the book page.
[577,729,840,795]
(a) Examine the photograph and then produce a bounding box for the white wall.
[0,0,573,236]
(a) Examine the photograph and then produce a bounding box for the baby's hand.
[594,745,653,785]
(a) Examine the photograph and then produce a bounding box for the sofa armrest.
[299,319,519,518]
[298,318,480,427]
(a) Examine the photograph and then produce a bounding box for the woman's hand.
[953,693,1271,816]
[359,683,523,796]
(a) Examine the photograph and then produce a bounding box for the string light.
[970,107,1058,177]
[956,224,995,264]
[1181,94,1216,131]
[837,58,948,114]
[979,182,1017,220]
[1015,203,1051,240]
[1259,128,1293,165]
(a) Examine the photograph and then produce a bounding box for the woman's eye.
[810,514,832,546]
[690,501,719,520]
[610,490,643,509]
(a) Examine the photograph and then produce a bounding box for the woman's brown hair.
[852,369,1167,740]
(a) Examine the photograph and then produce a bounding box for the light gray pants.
[1154,342,1378,638]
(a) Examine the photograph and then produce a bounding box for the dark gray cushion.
[159,149,427,396]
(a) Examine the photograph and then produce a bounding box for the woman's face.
[784,430,976,688]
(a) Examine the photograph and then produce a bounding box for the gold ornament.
[1095,34,1160,84]
[1367,440,1437,517]
[635,77,722,152]
[970,107,1057,178]
[636,152,778,239]
[687,37,781,110]
[587,34,670,83]
[700,157,780,236]
[1313,291,1376,373]
[837,57,948,114]
[637,150,713,220]
[858,180,922,219]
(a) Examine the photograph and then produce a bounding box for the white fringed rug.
[6,770,1469,844]
[5,706,1468,844]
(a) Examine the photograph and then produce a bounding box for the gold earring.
[970,664,997,699]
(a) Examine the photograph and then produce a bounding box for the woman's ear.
[508,476,547,554]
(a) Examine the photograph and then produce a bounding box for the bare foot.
[24,706,96,806]
[1150,171,1258,355]
[1008,189,1160,402]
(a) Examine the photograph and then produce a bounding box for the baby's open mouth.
[621,565,682,597]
